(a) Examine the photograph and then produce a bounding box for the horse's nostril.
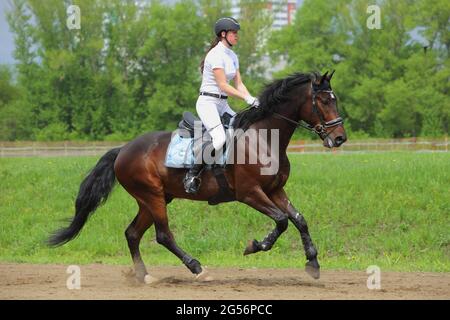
[335,136,345,146]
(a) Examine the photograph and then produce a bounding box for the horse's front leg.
[270,188,320,279]
[239,187,289,255]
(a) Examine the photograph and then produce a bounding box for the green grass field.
[0,152,449,272]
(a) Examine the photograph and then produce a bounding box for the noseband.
[270,83,344,140]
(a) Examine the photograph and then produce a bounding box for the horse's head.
[302,71,347,148]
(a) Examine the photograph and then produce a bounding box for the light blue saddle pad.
[164,130,232,168]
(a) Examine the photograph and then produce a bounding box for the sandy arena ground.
[0,263,448,300]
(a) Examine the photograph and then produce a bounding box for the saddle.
[177,111,233,138]
[174,111,235,205]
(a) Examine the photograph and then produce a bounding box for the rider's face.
[222,30,239,46]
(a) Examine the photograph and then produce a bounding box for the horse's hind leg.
[125,203,154,283]
[144,195,208,279]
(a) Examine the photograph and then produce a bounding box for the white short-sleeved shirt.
[199,41,239,96]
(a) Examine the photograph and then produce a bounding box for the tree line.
[0,0,448,141]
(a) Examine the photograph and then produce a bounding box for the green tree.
[268,0,449,137]
[231,0,274,107]
[137,0,208,130]
[0,65,33,140]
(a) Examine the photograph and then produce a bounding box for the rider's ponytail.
[200,36,221,74]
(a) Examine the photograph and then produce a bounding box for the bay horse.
[49,71,346,283]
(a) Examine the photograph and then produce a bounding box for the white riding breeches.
[196,95,236,151]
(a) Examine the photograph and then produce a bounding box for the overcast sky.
[0,0,15,64]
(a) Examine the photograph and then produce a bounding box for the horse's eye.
[320,97,330,105]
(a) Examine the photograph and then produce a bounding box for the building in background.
[231,0,297,30]
[230,1,299,79]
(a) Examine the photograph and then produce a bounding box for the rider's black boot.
[183,163,204,194]
[183,140,213,194]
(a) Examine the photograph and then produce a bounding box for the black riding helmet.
[214,17,240,37]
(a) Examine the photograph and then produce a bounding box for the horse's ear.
[328,69,335,81]
[320,71,329,83]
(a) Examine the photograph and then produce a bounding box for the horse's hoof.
[144,274,160,284]
[243,239,259,256]
[123,268,146,285]
[195,268,214,282]
[305,261,320,279]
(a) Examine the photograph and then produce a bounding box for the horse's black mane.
[233,72,320,130]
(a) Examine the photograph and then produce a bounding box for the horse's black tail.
[48,147,122,246]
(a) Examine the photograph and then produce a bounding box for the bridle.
[270,83,344,140]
